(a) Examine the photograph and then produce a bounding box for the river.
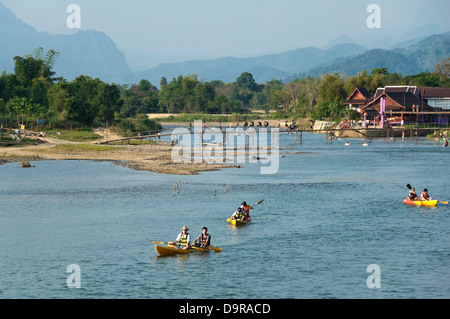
[1,129,449,299]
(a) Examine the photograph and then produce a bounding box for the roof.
[374,86,418,99]
[356,86,371,98]
[417,87,450,99]
[344,86,372,105]
[362,91,434,112]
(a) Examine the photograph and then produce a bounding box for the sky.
[1,0,450,69]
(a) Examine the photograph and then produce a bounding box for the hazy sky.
[2,0,450,60]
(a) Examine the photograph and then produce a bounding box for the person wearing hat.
[169,226,191,250]
[192,227,211,248]
[240,201,253,219]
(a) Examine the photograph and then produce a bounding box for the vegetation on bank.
[48,129,101,142]
[1,48,449,135]
[49,144,116,153]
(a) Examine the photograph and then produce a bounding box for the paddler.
[192,227,211,248]
[420,189,432,201]
[230,207,245,221]
[407,188,418,200]
[169,226,191,250]
[240,201,253,219]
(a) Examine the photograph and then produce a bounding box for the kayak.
[227,216,251,225]
[155,245,222,256]
[192,245,222,252]
[403,199,438,207]
[155,245,195,256]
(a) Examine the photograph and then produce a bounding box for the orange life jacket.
[242,205,251,216]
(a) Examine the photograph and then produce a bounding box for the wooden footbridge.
[95,125,448,145]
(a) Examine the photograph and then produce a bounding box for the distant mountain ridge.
[134,33,449,85]
[308,32,450,77]
[0,2,131,82]
[133,43,368,85]
[1,2,449,86]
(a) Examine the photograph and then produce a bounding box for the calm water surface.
[1,131,449,299]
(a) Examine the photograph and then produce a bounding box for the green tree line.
[1,49,449,131]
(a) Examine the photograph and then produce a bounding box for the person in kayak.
[420,189,432,201]
[230,207,246,221]
[407,188,418,200]
[192,227,211,248]
[169,226,191,250]
[240,201,253,219]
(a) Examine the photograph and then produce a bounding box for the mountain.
[0,2,131,82]
[308,33,450,77]
[133,43,367,85]
[1,2,448,85]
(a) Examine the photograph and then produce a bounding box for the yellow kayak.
[155,245,195,256]
[403,199,438,207]
[227,216,251,225]
[155,245,222,256]
[192,245,222,252]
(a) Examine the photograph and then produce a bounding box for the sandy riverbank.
[0,135,239,175]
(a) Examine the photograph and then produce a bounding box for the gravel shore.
[0,137,238,175]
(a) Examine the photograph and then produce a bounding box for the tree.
[0,98,6,126]
[95,82,123,124]
[13,48,59,90]
[30,78,49,108]
[236,72,257,92]
[267,89,290,110]
[434,57,450,86]
[371,67,389,75]
[314,102,345,121]
[160,76,168,88]
[232,72,258,106]
[318,73,347,105]
[9,97,40,127]
[139,79,153,92]
[64,75,101,126]
[47,82,70,125]
[302,77,320,115]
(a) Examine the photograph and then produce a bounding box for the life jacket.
[422,193,429,200]
[178,233,189,247]
[200,234,209,246]
[234,210,244,219]
[408,192,417,200]
[242,205,251,216]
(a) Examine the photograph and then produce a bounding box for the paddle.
[254,199,264,206]
[152,241,172,245]
[406,184,447,204]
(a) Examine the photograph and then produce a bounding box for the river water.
[1,129,449,299]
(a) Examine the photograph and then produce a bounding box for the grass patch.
[47,130,101,142]
[109,139,153,145]
[52,144,116,152]
[0,137,44,147]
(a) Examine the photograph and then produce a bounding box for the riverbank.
[0,135,238,175]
